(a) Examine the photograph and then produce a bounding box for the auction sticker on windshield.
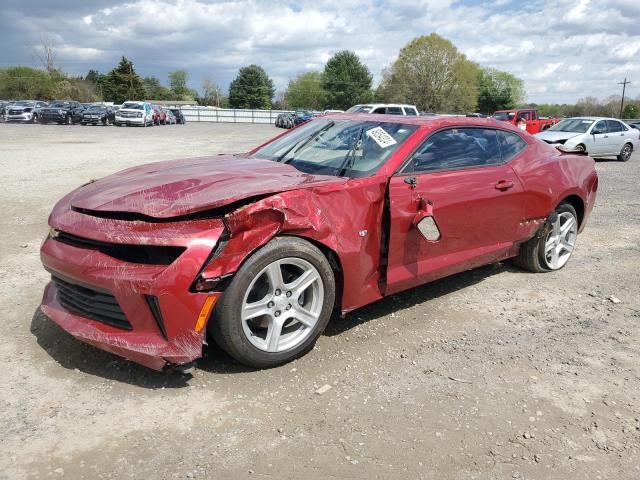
[366,127,397,148]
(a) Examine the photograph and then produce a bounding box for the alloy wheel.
[620,144,632,161]
[241,257,324,353]
[543,211,577,270]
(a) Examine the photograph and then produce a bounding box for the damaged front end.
[40,202,229,371]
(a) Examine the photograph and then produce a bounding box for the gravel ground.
[1,122,639,480]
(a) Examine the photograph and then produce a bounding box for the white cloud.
[1,0,638,104]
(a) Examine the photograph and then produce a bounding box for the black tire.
[30,114,38,124]
[575,144,586,153]
[618,143,632,162]
[514,202,578,273]
[210,237,336,368]
[65,115,72,125]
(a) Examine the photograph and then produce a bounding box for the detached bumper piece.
[52,274,131,330]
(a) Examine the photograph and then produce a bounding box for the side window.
[497,130,527,162]
[607,120,624,132]
[407,128,502,173]
[517,111,531,121]
[386,107,403,115]
[593,120,608,133]
[404,107,418,116]
[372,107,386,114]
[530,110,538,120]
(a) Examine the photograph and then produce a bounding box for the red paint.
[39,114,598,370]
[493,108,559,134]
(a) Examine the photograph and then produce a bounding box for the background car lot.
[1,123,639,479]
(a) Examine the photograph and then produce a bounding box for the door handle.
[495,180,514,191]
[603,135,608,138]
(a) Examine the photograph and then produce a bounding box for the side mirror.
[591,130,601,135]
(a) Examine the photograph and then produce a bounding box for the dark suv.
[39,101,85,124]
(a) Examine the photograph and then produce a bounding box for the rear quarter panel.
[510,140,598,231]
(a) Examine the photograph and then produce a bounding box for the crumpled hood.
[535,131,581,143]
[69,155,346,219]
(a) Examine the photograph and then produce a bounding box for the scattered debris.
[607,295,621,304]
[315,384,332,395]
[447,376,472,384]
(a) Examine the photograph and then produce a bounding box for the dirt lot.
[1,122,638,480]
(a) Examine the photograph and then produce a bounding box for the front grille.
[8,109,22,115]
[52,275,131,330]
[119,111,139,118]
[53,230,185,265]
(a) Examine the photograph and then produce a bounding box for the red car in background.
[39,114,598,371]
[494,108,559,134]
[150,104,166,125]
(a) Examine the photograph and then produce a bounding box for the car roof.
[321,112,519,130]
[562,116,622,121]
[355,103,417,108]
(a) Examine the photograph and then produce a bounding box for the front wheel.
[618,143,632,162]
[210,237,336,368]
[515,202,578,273]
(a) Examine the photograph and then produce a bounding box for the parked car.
[347,103,419,115]
[494,109,558,134]
[0,100,12,121]
[275,112,295,129]
[39,114,598,371]
[628,122,640,131]
[39,100,85,124]
[81,105,116,126]
[164,109,177,125]
[169,108,186,124]
[293,110,314,126]
[536,117,639,162]
[4,100,48,123]
[114,101,154,127]
[151,104,167,125]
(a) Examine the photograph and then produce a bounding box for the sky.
[1,0,639,104]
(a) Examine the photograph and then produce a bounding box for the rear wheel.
[515,202,578,273]
[65,114,72,125]
[618,143,632,162]
[210,237,336,368]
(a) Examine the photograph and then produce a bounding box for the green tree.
[622,103,639,119]
[378,34,478,113]
[322,51,372,110]
[0,66,55,100]
[284,71,326,110]
[166,70,197,101]
[98,57,145,104]
[476,67,524,114]
[228,65,275,109]
[143,76,173,100]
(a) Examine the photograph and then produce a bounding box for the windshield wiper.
[277,122,335,163]
[337,126,366,177]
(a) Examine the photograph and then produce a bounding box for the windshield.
[13,101,35,107]
[548,118,594,133]
[494,111,515,121]
[251,119,417,178]
[346,105,372,113]
[49,101,70,108]
[122,102,144,110]
[87,106,106,112]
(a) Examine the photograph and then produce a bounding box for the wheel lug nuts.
[275,289,281,296]
[274,310,281,317]
[267,301,274,308]
[286,291,292,297]
[286,304,291,310]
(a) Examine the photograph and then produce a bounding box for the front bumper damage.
[40,208,226,371]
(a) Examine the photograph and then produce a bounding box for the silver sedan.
[536,117,639,162]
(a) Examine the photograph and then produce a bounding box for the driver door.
[587,120,611,155]
[385,127,526,295]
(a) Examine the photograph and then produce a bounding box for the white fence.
[180,108,293,124]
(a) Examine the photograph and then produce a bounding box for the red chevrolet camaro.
[40,114,598,370]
